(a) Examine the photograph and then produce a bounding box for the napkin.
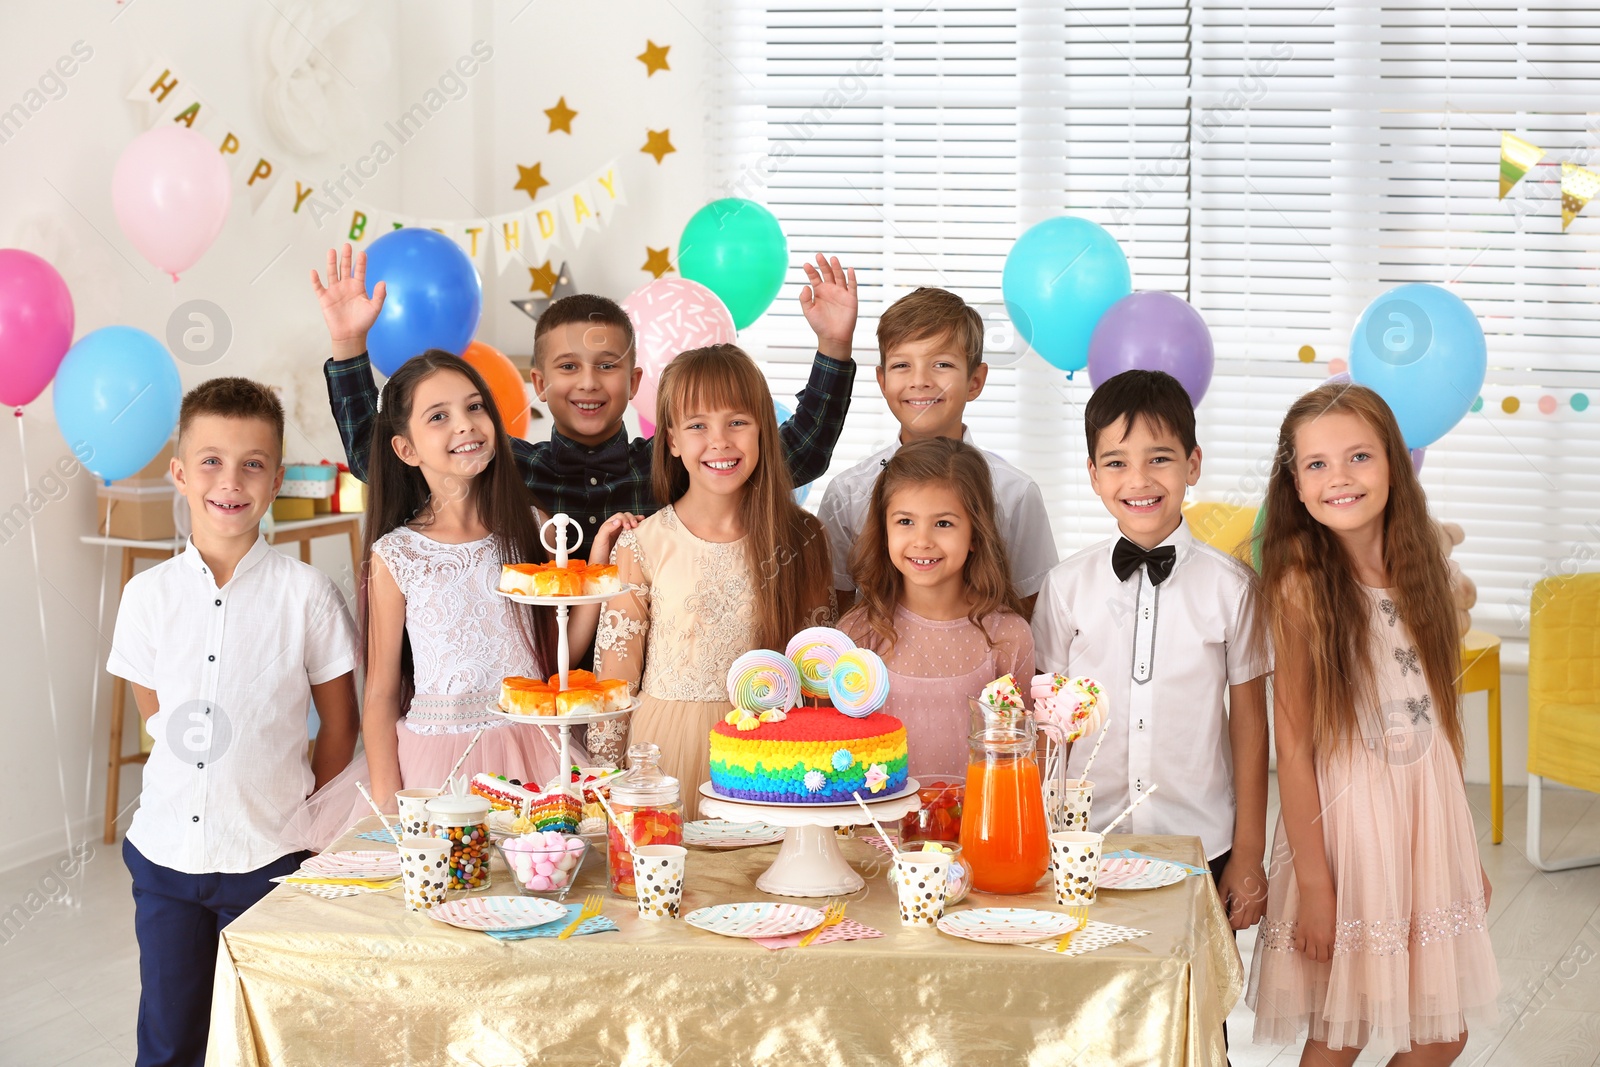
[484,901,620,940]
[356,826,405,845]
[1018,920,1150,957]
[1103,850,1207,877]
[753,918,884,951]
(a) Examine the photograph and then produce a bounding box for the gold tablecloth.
[208,823,1242,1067]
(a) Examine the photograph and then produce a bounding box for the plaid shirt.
[324,351,856,524]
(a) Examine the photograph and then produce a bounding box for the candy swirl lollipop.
[785,626,856,700]
[828,648,890,718]
[727,649,801,713]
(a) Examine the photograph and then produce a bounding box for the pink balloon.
[620,277,737,427]
[0,249,75,409]
[112,126,232,280]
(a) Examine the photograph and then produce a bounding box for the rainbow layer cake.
[708,706,909,804]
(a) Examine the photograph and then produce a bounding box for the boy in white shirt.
[1031,369,1269,932]
[107,378,359,1067]
[818,286,1057,616]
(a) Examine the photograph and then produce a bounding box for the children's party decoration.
[637,41,671,76]
[786,626,856,700]
[52,327,181,483]
[1086,291,1215,405]
[640,129,676,164]
[545,97,578,134]
[460,341,529,438]
[727,649,801,714]
[1001,216,1130,374]
[1348,283,1486,449]
[828,648,890,718]
[621,277,738,428]
[511,261,579,325]
[978,674,1026,714]
[363,228,482,376]
[1030,675,1105,743]
[1561,162,1600,231]
[112,126,232,280]
[1499,133,1545,198]
[678,199,788,330]
[0,250,74,409]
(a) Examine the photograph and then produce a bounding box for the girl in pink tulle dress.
[839,437,1033,775]
[1248,383,1497,1064]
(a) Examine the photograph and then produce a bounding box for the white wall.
[0,0,711,867]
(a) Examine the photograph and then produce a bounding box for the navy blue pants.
[123,838,308,1067]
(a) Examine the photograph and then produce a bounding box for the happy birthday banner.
[1498,131,1600,230]
[125,62,626,272]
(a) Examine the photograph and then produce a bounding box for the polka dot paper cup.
[892,851,951,927]
[399,836,451,913]
[1049,830,1104,907]
[1044,778,1094,834]
[632,845,686,921]
[395,788,440,839]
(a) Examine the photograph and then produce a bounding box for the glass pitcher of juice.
[959,703,1050,894]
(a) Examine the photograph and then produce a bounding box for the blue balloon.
[1002,217,1130,373]
[1348,283,1486,449]
[364,228,482,376]
[773,400,812,506]
[53,326,181,483]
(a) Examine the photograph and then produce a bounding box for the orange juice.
[960,753,1050,894]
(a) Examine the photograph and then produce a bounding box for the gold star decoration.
[513,162,549,200]
[642,247,675,278]
[528,260,559,296]
[544,96,577,134]
[637,40,671,76]
[641,128,676,164]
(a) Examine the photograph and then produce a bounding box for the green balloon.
[678,199,788,330]
[1249,501,1266,574]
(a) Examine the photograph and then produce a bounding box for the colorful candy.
[437,821,490,890]
[1031,673,1106,741]
[727,649,802,713]
[606,805,684,898]
[979,673,1026,714]
[828,647,890,717]
[786,626,856,699]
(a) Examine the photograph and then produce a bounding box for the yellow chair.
[1183,502,1258,565]
[1527,573,1600,871]
[1459,630,1503,844]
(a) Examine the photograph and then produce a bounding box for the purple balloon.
[1086,291,1215,405]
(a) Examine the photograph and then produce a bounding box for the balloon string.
[17,414,81,903]
[83,530,112,825]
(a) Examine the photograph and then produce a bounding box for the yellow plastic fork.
[797,901,847,948]
[557,894,604,940]
[1054,906,1091,952]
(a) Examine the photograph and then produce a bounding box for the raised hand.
[799,253,857,362]
[310,243,386,360]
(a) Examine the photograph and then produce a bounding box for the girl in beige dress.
[595,345,833,815]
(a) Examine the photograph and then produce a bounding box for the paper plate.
[936,907,1081,944]
[300,851,402,878]
[682,820,786,849]
[684,902,825,938]
[427,895,568,932]
[1097,856,1190,891]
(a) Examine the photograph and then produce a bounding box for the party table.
[207,823,1242,1067]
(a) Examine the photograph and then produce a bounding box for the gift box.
[271,497,316,522]
[96,484,178,540]
[332,464,365,513]
[280,464,337,499]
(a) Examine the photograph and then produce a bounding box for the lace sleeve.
[597,529,649,686]
[371,533,414,599]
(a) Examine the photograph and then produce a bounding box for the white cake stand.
[697,780,922,898]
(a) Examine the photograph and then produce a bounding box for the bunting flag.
[126,61,627,269]
[1561,162,1600,231]
[1498,133,1545,199]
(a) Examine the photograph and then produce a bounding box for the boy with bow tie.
[1032,369,1270,935]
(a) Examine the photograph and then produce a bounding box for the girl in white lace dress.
[595,345,833,816]
[286,353,620,848]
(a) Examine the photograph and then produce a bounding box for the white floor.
[1,780,1596,1067]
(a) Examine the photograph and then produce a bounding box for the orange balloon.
[460,340,530,438]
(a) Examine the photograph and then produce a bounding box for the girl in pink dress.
[839,437,1033,775]
[1248,383,1498,1063]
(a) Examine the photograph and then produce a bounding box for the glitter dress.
[1247,587,1499,1052]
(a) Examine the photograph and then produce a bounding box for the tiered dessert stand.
[697,779,921,898]
[492,514,637,800]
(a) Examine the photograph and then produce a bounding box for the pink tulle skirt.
[280,717,584,853]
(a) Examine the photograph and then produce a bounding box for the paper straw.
[851,791,897,855]
[1101,783,1159,835]
[592,789,633,855]
[439,725,488,794]
[1078,713,1115,781]
[354,781,401,845]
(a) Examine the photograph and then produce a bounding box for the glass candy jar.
[606,743,683,898]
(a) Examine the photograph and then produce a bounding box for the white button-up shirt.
[1031,520,1266,860]
[817,427,1059,596]
[107,536,358,874]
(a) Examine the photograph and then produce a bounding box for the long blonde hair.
[652,344,832,648]
[1254,383,1463,759]
[847,437,1022,653]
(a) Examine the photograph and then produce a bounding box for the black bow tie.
[1112,537,1176,586]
